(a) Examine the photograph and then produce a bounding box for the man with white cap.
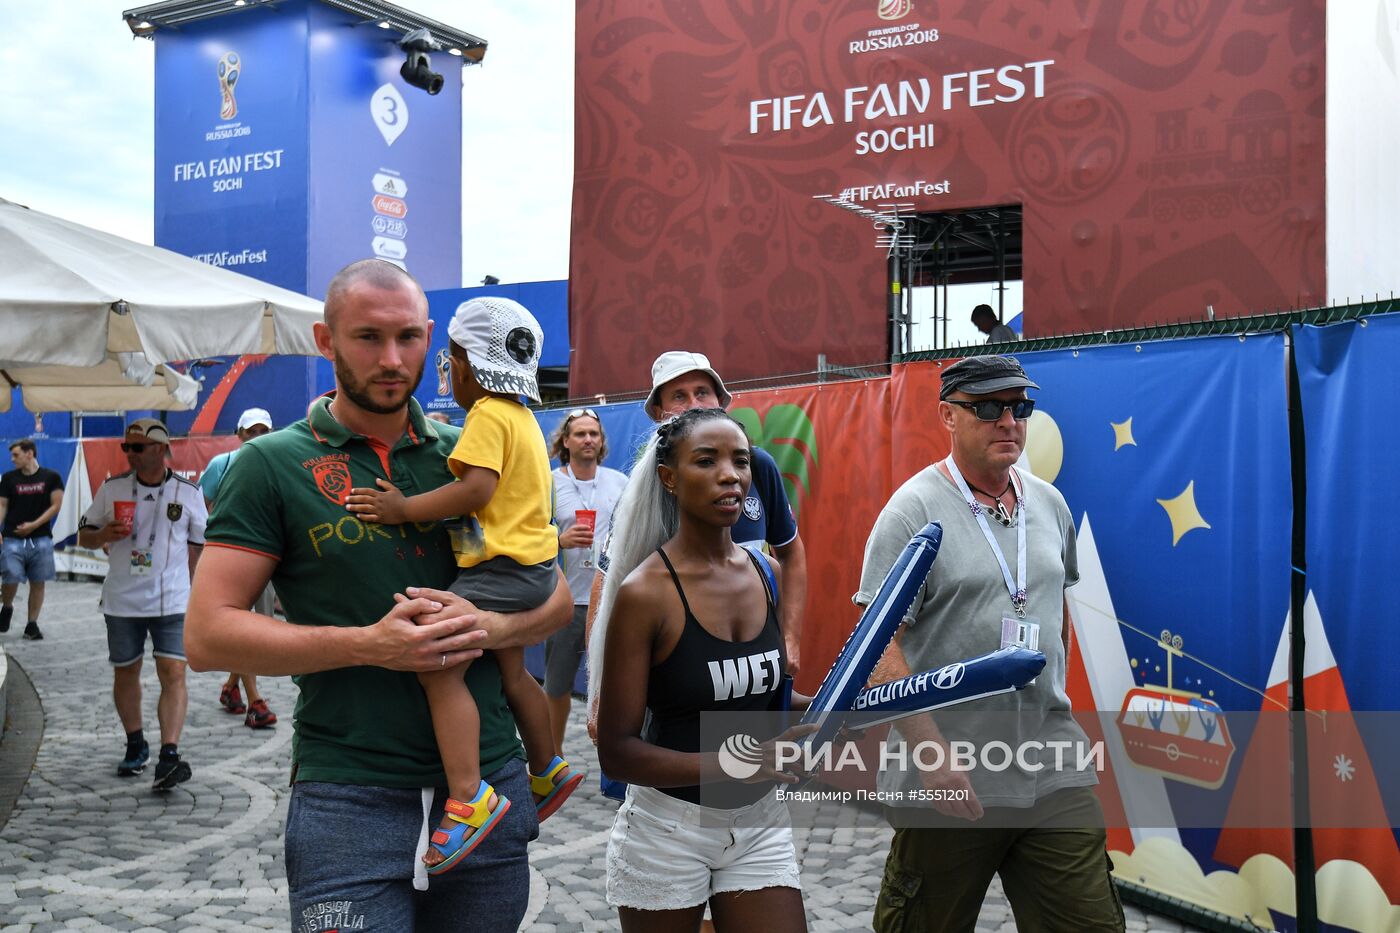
[589,350,808,674]
[78,418,207,790]
[200,407,278,729]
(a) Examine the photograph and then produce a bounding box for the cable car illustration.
[1116,629,1235,789]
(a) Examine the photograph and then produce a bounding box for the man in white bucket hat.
[589,350,808,676]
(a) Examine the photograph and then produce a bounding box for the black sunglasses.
[120,442,152,453]
[946,398,1036,421]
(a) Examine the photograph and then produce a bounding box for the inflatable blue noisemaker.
[798,521,943,751]
[845,646,1045,729]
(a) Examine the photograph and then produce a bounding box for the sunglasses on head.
[120,442,155,453]
[566,408,599,420]
[946,398,1036,421]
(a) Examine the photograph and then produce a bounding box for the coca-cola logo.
[372,195,407,218]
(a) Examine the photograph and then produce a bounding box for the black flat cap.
[939,355,1039,400]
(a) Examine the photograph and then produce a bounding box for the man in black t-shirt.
[0,439,65,640]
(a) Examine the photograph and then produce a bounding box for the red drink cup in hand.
[574,510,597,568]
[113,500,136,534]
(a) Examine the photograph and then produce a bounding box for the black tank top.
[647,546,786,807]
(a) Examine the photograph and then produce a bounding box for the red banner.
[732,378,894,693]
[571,0,1325,396]
[82,437,241,493]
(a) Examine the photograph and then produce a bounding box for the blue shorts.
[1,536,55,585]
[104,613,186,667]
[286,759,537,932]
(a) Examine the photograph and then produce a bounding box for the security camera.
[399,27,443,95]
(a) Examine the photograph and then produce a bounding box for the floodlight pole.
[887,240,903,359]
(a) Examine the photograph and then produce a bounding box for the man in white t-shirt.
[546,408,626,751]
[78,419,207,791]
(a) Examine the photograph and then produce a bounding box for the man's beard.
[334,353,424,415]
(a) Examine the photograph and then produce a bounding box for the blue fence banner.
[1018,336,1297,924]
[1290,318,1400,920]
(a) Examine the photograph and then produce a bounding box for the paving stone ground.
[0,580,1201,932]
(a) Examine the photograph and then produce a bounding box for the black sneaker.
[152,754,191,791]
[0,605,11,633]
[117,741,150,777]
[22,621,42,640]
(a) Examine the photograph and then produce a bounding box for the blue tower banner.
[305,1,462,299]
[151,0,466,434]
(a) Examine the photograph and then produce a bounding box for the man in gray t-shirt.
[546,409,626,751]
[857,356,1123,933]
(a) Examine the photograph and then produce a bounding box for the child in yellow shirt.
[347,297,582,874]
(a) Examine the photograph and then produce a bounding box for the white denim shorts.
[605,784,802,911]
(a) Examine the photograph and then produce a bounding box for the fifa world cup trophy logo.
[877,0,911,20]
[436,348,452,396]
[218,51,240,120]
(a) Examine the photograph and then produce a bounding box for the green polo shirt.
[206,395,523,787]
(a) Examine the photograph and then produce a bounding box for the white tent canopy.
[0,196,322,412]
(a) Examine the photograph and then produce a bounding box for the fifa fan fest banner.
[570,0,1326,397]
[150,1,465,434]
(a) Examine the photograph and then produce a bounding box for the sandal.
[219,683,245,714]
[426,782,511,875]
[530,756,585,823]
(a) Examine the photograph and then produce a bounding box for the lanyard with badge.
[128,474,166,576]
[944,457,1040,660]
[563,464,597,568]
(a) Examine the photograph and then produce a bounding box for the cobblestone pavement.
[0,580,1200,932]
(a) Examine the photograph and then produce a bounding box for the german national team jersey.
[79,470,206,618]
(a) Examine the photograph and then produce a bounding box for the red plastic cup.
[113,500,135,534]
[574,509,597,534]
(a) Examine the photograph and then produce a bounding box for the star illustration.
[1334,754,1355,782]
[1111,417,1136,450]
[1157,481,1211,546]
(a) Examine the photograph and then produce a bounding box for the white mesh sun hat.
[446,296,544,402]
